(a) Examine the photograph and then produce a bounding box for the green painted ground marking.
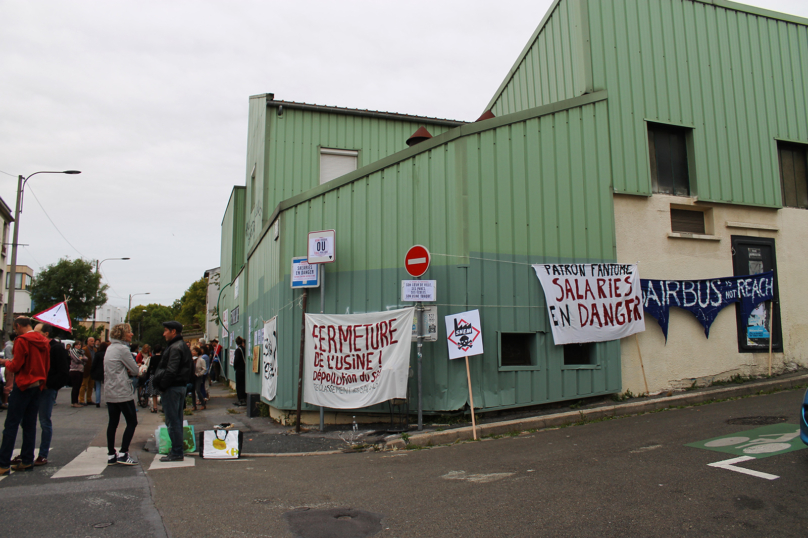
[687,423,806,459]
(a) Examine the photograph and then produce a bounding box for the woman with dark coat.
[233,337,246,406]
[90,342,109,408]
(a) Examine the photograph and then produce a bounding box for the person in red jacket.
[0,317,51,474]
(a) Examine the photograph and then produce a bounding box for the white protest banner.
[262,317,278,401]
[445,309,484,360]
[304,307,414,409]
[532,263,645,345]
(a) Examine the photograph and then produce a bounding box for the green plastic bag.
[156,425,196,454]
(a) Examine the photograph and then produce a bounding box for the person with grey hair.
[104,323,139,466]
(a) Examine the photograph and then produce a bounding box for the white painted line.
[148,456,196,470]
[52,447,109,479]
[707,456,779,481]
[407,258,426,265]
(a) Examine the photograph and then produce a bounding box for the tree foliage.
[177,277,208,331]
[127,303,176,349]
[29,258,107,337]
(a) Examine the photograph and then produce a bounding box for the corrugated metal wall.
[488,0,587,116]
[253,96,621,413]
[263,107,458,223]
[245,97,267,255]
[589,0,808,204]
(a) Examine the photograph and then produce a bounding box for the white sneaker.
[107,452,118,465]
[116,452,138,466]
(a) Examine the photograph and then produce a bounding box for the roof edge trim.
[698,0,808,26]
[266,100,465,127]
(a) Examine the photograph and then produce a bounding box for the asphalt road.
[0,387,806,537]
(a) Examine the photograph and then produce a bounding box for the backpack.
[49,343,71,390]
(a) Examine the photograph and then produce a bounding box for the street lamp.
[126,292,150,324]
[92,257,130,331]
[4,170,81,335]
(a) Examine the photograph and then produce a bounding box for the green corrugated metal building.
[218,0,808,419]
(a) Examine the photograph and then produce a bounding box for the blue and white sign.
[291,256,320,288]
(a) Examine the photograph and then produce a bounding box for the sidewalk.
[155,372,808,455]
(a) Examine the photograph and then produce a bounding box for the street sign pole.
[416,275,424,431]
[320,264,325,432]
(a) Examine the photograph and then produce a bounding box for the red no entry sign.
[404,245,431,277]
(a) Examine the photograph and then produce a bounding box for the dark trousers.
[0,385,42,467]
[161,386,186,457]
[235,368,246,402]
[69,371,83,404]
[106,400,138,455]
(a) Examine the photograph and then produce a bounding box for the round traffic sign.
[404,245,431,277]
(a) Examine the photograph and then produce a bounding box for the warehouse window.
[778,141,808,209]
[670,208,705,234]
[648,122,691,196]
[564,343,594,366]
[499,333,535,367]
[320,148,358,184]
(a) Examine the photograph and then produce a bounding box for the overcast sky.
[1,0,806,311]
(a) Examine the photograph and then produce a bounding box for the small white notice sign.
[401,280,436,302]
[308,230,336,264]
[291,257,320,288]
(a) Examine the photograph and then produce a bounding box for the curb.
[383,373,808,450]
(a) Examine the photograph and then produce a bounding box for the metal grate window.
[564,343,593,366]
[500,333,533,367]
[670,208,705,234]
[648,123,691,196]
[778,142,808,209]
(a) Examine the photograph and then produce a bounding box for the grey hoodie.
[103,339,139,403]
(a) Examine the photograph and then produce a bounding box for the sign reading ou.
[308,230,336,264]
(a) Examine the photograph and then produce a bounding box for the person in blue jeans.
[0,317,51,474]
[26,324,70,467]
[152,321,192,462]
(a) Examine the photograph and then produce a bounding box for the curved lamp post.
[4,170,81,335]
[126,292,150,324]
[92,257,130,331]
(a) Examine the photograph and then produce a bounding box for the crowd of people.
[0,318,219,474]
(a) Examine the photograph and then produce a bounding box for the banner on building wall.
[262,317,277,401]
[640,272,774,340]
[532,263,645,345]
[303,307,414,409]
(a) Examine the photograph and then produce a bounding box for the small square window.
[564,343,594,366]
[778,141,808,209]
[670,208,705,234]
[500,333,534,367]
[320,148,358,184]
[648,123,691,196]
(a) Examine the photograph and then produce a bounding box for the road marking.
[148,456,196,470]
[441,470,514,483]
[52,447,108,479]
[707,456,779,481]
[630,444,663,453]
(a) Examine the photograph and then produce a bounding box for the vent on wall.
[670,208,705,234]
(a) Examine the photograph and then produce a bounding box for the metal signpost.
[403,245,431,431]
[304,230,335,432]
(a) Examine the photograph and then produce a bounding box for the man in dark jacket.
[153,321,192,462]
[31,324,69,466]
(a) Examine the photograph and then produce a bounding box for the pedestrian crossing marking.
[51,447,108,479]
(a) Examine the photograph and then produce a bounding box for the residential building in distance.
[6,265,34,315]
